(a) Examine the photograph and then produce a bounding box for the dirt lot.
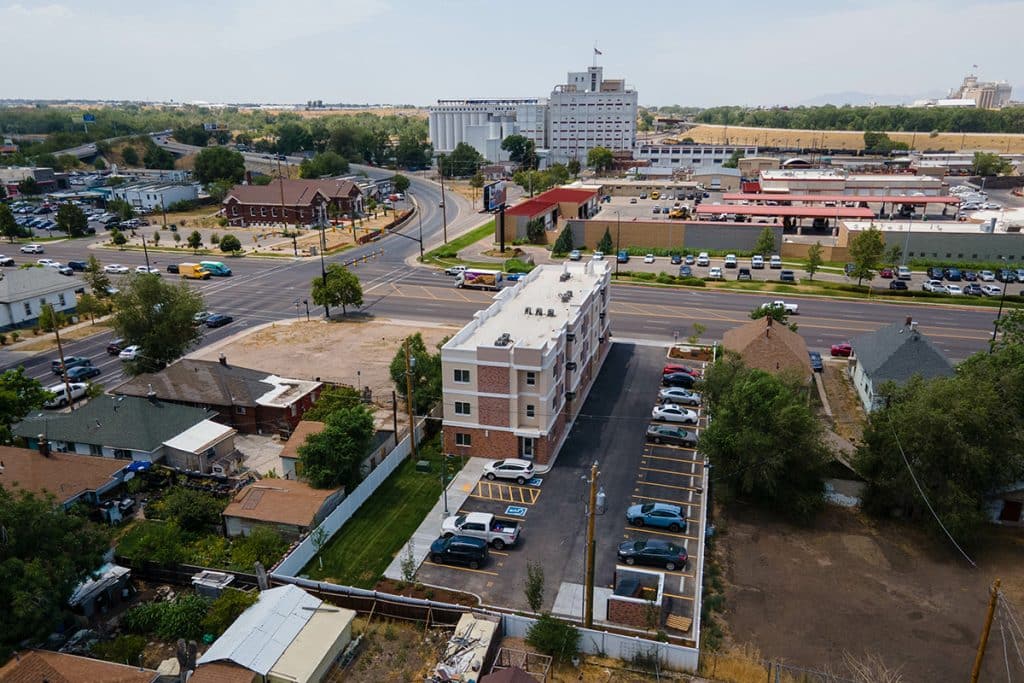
[818,358,865,444]
[716,503,1024,681]
[189,318,458,424]
[686,124,1024,154]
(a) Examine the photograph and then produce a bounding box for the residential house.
[113,358,322,435]
[278,420,324,479]
[988,482,1024,527]
[503,187,599,243]
[109,181,199,211]
[0,268,80,331]
[0,445,125,509]
[191,584,355,683]
[849,318,955,413]
[222,178,362,227]
[722,316,812,380]
[0,649,158,682]
[222,478,344,541]
[14,395,240,473]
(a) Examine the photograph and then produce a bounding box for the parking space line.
[636,479,701,493]
[642,454,704,465]
[629,527,699,542]
[663,592,695,602]
[470,482,540,505]
[490,550,510,557]
[652,444,699,453]
[639,465,699,479]
[421,561,499,576]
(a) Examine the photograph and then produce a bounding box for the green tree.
[441,143,486,178]
[107,198,135,221]
[971,151,1013,176]
[551,223,575,256]
[297,403,375,489]
[586,146,614,173]
[143,143,175,170]
[230,526,288,571]
[219,234,241,253]
[753,226,775,255]
[110,273,205,372]
[638,109,655,132]
[303,384,362,421]
[17,176,40,196]
[0,367,52,443]
[0,488,110,656]
[311,263,363,315]
[93,157,107,170]
[749,302,798,332]
[111,229,127,248]
[153,488,224,532]
[172,125,210,147]
[202,589,258,637]
[298,151,350,179]
[394,130,432,169]
[56,203,89,238]
[186,230,203,251]
[205,178,235,203]
[193,146,245,184]
[526,613,579,664]
[883,243,903,268]
[596,226,613,253]
[526,218,546,244]
[75,292,106,323]
[118,520,186,565]
[805,241,823,281]
[722,149,743,168]
[501,134,537,169]
[37,303,67,334]
[848,226,885,285]
[83,255,112,297]
[121,146,140,166]
[388,332,443,415]
[56,154,79,171]
[275,122,313,155]
[567,158,581,177]
[0,203,19,243]
[699,355,830,522]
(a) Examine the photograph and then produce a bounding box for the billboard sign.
[82,114,96,122]
[483,180,507,211]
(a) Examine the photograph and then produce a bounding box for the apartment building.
[441,261,612,465]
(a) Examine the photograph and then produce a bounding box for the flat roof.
[843,219,1015,235]
[163,419,235,454]
[445,261,609,353]
[722,193,961,205]
[695,204,875,218]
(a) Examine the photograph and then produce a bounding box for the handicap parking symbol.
[505,505,528,517]
[528,477,543,487]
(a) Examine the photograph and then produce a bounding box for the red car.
[880,267,894,279]
[663,364,702,378]
[830,342,853,357]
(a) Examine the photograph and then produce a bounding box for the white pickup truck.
[761,300,799,315]
[441,512,520,550]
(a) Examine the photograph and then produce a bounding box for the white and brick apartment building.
[441,261,612,466]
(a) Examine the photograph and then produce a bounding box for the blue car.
[678,265,692,277]
[505,272,525,282]
[808,351,823,372]
[66,365,102,381]
[626,502,688,533]
[205,314,234,328]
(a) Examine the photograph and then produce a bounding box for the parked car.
[0,255,14,267]
[662,372,696,389]
[205,314,234,328]
[981,284,1003,296]
[482,458,534,485]
[830,342,852,357]
[963,271,978,282]
[645,424,698,447]
[897,266,912,280]
[66,365,102,381]
[996,269,1017,283]
[20,244,44,254]
[979,270,996,282]
[945,284,963,296]
[652,403,698,424]
[618,539,688,571]
[135,265,161,275]
[808,351,824,372]
[683,254,695,266]
[568,249,582,261]
[751,255,765,269]
[118,345,141,361]
[192,311,211,325]
[429,535,489,569]
[927,267,945,280]
[708,267,723,280]
[889,280,908,290]
[626,502,688,532]
[658,387,701,405]
[43,382,88,409]
[944,268,962,281]
[166,264,180,274]
[723,254,738,268]
[643,254,655,264]
[779,269,796,282]
[696,252,710,267]
[737,267,752,281]
[441,512,520,550]
[104,264,129,274]
[769,255,782,269]
[663,364,701,378]
[678,265,693,278]
[106,338,127,355]
[879,267,893,279]
[67,260,88,272]
[670,254,682,265]
[51,356,92,375]
[36,258,56,267]
[445,265,467,276]
[963,283,984,296]
[592,251,605,261]
[922,279,947,293]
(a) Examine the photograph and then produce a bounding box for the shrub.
[10,331,20,342]
[202,589,258,637]
[230,526,287,571]
[210,233,220,245]
[125,594,209,641]
[504,258,533,274]
[526,613,579,663]
[91,635,146,665]
[0,333,6,345]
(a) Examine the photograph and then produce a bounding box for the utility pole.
[141,234,150,269]
[970,578,1001,683]
[318,202,329,318]
[404,339,417,459]
[584,461,599,628]
[47,306,75,412]
[439,157,448,243]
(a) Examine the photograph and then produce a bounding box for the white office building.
[546,65,637,165]
[110,181,199,211]
[635,144,759,170]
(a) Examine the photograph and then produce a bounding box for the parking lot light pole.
[584,461,599,629]
[614,212,621,279]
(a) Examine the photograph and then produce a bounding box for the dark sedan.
[678,265,692,277]
[889,280,908,290]
[66,365,102,381]
[106,338,126,355]
[645,424,698,447]
[205,314,234,328]
[618,539,688,571]
[661,372,696,389]
[670,254,682,265]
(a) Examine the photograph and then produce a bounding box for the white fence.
[500,613,699,672]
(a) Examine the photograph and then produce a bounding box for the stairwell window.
[456,433,471,446]
[454,369,470,383]
[454,401,471,416]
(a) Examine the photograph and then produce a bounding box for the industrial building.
[428,99,547,161]
[758,169,945,196]
[634,144,758,171]
[109,181,199,211]
[840,219,1024,264]
[949,73,1013,109]
[441,261,611,465]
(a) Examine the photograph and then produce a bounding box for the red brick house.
[223,178,363,227]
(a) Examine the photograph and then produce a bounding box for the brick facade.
[477,365,510,393]
[444,425,518,460]
[477,396,510,427]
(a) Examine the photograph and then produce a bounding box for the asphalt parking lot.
[416,342,706,634]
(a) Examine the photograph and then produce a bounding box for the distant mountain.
[798,90,946,107]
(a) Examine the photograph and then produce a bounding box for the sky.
[2,0,1022,107]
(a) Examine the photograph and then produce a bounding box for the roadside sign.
[528,477,543,487]
[83,114,96,123]
[505,506,528,517]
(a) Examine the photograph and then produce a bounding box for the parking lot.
[416,342,706,635]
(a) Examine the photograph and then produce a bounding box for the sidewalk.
[382,456,488,581]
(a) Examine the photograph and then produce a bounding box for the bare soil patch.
[819,360,865,443]
[716,503,1024,681]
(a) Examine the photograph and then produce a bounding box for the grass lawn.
[424,220,494,262]
[304,434,460,587]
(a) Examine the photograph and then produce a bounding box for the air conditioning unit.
[566,333,576,342]
[547,309,555,317]
[565,391,576,401]
[598,336,606,343]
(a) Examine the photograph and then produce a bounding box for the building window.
[526,372,536,386]
[58,294,66,306]
[526,404,535,418]
[235,406,247,415]
[23,302,31,316]
[260,207,267,217]
[250,207,256,216]
[232,206,239,216]
[454,401,471,416]
[272,207,278,218]
[454,369,470,383]
[456,433,472,446]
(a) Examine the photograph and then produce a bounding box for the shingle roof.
[0,650,157,683]
[0,268,78,303]
[722,316,811,377]
[187,662,257,683]
[224,178,359,207]
[852,320,955,384]
[222,478,337,527]
[14,396,214,452]
[280,421,325,460]
[0,446,124,503]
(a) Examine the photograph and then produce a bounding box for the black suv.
[943,268,962,281]
[927,267,945,280]
[430,535,488,569]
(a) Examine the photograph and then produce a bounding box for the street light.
[990,258,1009,352]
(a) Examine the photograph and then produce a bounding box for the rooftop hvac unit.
[547,309,556,317]
[559,272,571,282]
[525,307,532,315]
[495,332,512,347]
[535,307,545,316]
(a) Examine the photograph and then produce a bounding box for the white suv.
[44,382,88,409]
[482,458,535,485]
[696,252,710,267]
[20,244,44,254]
[751,255,765,269]
[769,255,782,269]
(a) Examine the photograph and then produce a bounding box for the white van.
[44,382,88,409]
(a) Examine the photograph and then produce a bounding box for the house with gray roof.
[0,267,79,330]
[849,317,955,412]
[14,394,240,473]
